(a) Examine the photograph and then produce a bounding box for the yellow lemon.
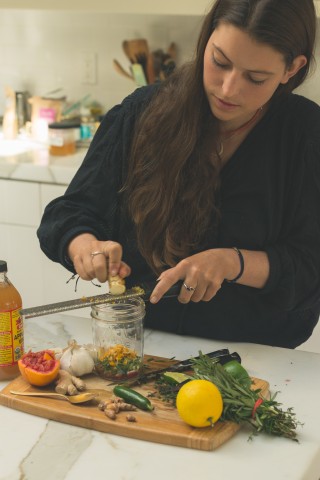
[176,379,223,428]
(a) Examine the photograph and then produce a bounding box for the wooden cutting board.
[0,355,269,451]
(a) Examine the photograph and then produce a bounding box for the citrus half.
[176,379,223,428]
[18,350,60,387]
[162,371,192,385]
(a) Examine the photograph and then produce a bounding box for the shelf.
[0,0,212,15]
[0,0,318,17]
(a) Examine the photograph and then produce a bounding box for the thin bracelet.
[226,247,244,283]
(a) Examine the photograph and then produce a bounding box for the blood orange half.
[18,350,60,386]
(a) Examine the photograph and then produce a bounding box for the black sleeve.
[37,86,157,272]
[261,113,320,311]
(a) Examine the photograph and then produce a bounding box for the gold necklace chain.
[218,107,263,156]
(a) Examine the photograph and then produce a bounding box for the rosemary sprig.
[191,352,302,441]
[152,377,181,405]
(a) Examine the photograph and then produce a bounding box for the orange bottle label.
[0,308,24,367]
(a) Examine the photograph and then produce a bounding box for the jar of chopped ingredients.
[91,297,145,381]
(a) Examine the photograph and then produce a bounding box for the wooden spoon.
[10,390,96,404]
[122,40,135,63]
[113,59,134,80]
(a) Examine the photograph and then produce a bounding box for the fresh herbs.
[153,352,302,441]
[191,352,302,441]
[153,377,182,405]
[95,344,142,380]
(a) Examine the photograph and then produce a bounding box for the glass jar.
[91,297,145,381]
[48,122,80,156]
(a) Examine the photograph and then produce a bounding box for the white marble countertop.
[0,137,87,185]
[1,313,320,480]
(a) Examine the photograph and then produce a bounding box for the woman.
[38,0,320,348]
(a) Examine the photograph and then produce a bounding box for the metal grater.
[20,281,182,319]
[20,289,144,319]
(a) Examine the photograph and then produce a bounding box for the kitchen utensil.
[113,59,134,80]
[61,94,91,117]
[20,281,183,319]
[131,63,148,86]
[122,40,134,63]
[167,42,177,61]
[10,390,96,404]
[109,349,242,386]
[122,39,155,84]
[150,45,177,82]
[16,91,30,131]
[123,39,148,63]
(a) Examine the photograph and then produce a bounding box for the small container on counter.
[48,121,80,156]
[91,297,145,382]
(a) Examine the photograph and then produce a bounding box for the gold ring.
[91,251,104,258]
[183,282,196,292]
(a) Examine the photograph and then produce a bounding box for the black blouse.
[38,86,320,348]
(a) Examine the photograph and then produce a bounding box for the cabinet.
[0,180,40,227]
[0,179,43,306]
[0,179,103,318]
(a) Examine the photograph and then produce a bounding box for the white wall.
[0,10,202,116]
[296,18,320,104]
[0,11,319,117]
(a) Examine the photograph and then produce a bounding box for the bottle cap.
[0,260,8,272]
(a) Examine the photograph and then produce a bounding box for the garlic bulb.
[59,339,95,377]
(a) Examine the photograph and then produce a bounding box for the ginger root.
[126,414,137,422]
[98,396,137,421]
[55,370,86,395]
[108,275,126,295]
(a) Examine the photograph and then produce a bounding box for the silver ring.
[183,282,196,292]
[91,251,104,258]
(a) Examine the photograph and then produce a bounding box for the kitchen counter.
[1,313,320,480]
[0,137,87,185]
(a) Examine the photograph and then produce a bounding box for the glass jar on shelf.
[91,297,145,381]
[48,121,80,156]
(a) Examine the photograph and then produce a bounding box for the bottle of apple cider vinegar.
[0,260,24,380]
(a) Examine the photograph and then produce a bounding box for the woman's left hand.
[150,248,240,304]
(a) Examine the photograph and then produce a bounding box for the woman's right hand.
[67,233,131,283]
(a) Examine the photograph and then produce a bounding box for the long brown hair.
[124,0,316,274]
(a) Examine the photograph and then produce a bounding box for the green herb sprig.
[153,377,181,405]
[192,352,302,441]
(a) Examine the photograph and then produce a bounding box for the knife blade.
[109,349,242,386]
[20,280,183,319]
